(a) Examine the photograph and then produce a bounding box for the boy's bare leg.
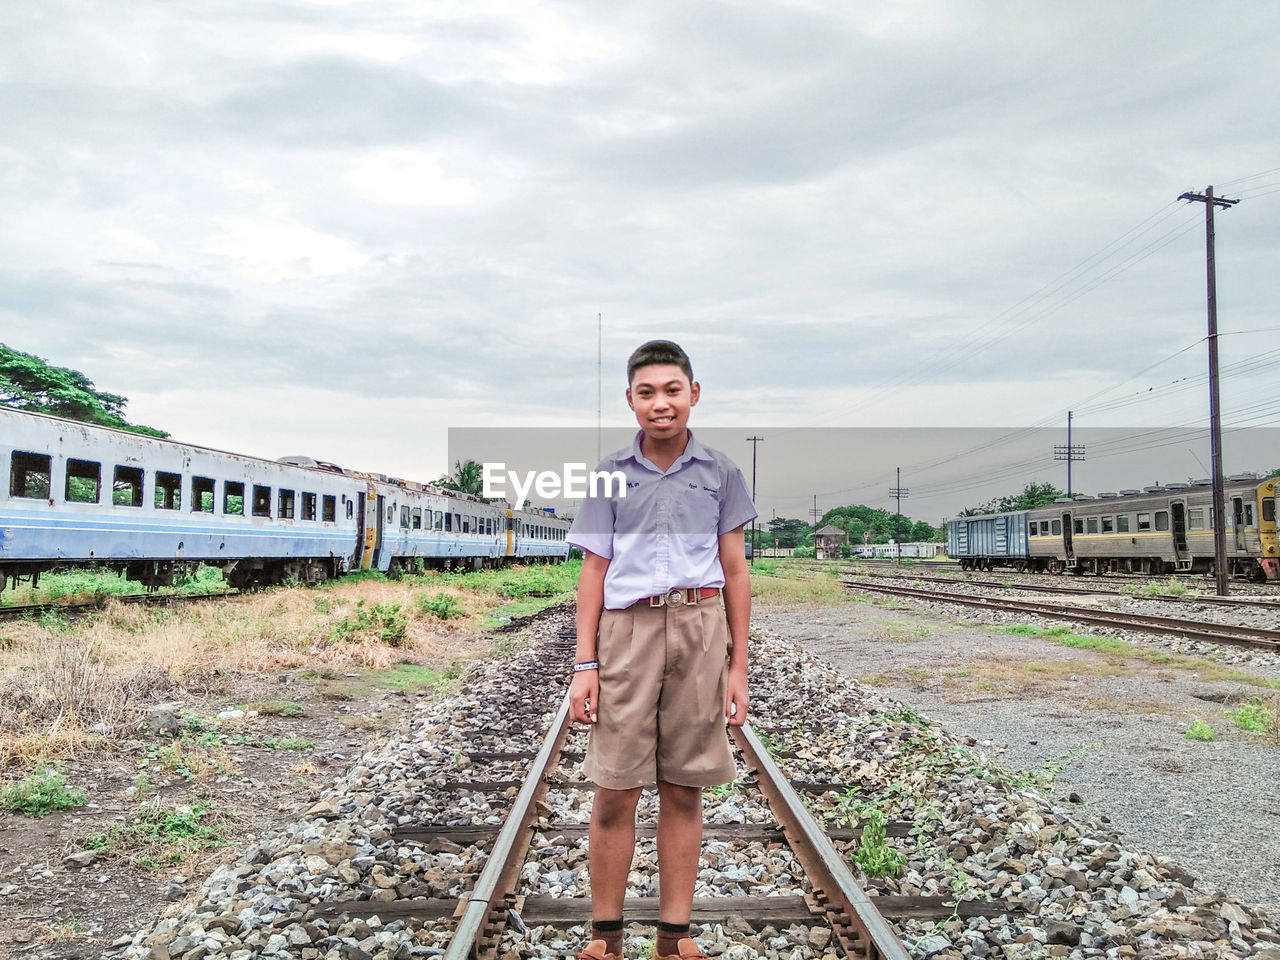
[655,780,703,926]
[590,785,643,928]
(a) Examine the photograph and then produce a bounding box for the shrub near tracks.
[118,612,1279,960]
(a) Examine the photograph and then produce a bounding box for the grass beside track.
[0,560,579,768]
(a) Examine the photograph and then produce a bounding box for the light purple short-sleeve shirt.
[567,430,758,610]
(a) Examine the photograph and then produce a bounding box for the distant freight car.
[0,407,569,596]
[946,477,1278,580]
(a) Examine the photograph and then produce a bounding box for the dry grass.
[0,575,505,767]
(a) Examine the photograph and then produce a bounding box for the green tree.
[767,517,809,548]
[962,481,1064,516]
[437,459,484,497]
[1268,466,1280,479]
[0,343,168,437]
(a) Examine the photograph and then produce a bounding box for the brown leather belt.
[633,587,720,609]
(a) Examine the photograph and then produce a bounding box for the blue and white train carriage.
[0,407,569,595]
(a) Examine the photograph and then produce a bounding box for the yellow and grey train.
[947,475,1278,580]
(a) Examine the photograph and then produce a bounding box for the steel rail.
[0,589,240,621]
[730,723,911,960]
[848,570,1280,607]
[444,690,574,960]
[846,580,1280,650]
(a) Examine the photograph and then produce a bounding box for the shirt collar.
[621,429,714,474]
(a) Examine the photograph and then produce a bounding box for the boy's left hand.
[725,670,748,726]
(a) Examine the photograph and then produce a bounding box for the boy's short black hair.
[627,340,693,384]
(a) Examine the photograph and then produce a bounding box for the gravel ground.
[754,597,1280,921]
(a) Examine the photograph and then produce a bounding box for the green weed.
[414,591,464,620]
[330,599,408,646]
[1186,718,1216,741]
[0,764,86,817]
[852,808,906,879]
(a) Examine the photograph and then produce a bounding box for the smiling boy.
[566,340,757,960]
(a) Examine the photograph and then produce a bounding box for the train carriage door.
[373,493,386,568]
[1232,497,1246,551]
[359,487,379,571]
[1061,512,1074,562]
[505,511,514,557]
[1171,501,1189,559]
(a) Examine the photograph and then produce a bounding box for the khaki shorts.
[583,595,736,790]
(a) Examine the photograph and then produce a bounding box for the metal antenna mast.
[746,436,764,566]
[889,468,909,564]
[1053,410,1086,497]
[1179,185,1239,597]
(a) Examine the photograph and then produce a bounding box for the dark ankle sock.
[592,917,624,957]
[656,921,690,957]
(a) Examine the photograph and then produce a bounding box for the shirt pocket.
[672,482,718,537]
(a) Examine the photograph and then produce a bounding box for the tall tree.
[436,459,485,497]
[962,481,1064,516]
[0,343,168,437]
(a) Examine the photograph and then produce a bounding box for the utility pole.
[1053,410,1086,497]
[889,467,909,564]
[1179,186,1239,597]
[746,436,764,566]
[596,313,602,464]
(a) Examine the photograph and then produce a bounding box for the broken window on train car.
[10,452,51,499]
[193,476,215,512]
[113,466,144,506]
[278,489,295,519]
[252,485,271,517]
[225,481,245,515]
[1137,513,1151,531]
[322,495,336,522]
[1101,516,1114,533]
[1188,508,1205,529]
[1155,511,1170,532]
[155,472,181,510]
[302,492,317,521]
[411,509,421,529]
[65,459,101,503]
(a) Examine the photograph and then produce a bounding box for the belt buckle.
[665,588,685,607]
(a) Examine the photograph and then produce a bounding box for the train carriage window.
[1245,502,1255,526]
[444,512,452,532]
[400,505,410,528]
[192,476,215,512]
[113,466,144,507]
[388,505,395,522]
[252,485,271,517]
[1086,517,1098,534]
[155,472,181,510]
[411,508,421,530]
[1155,510,1170,532]
[224,481,245,515]
[455,513,461,532]
[1137,513,1151,531]
[435,511,444,530]
[1049,519,1061,535]
[346,500,353,520]
[10,452,51,499]
[65,459,101,503]
[301,492,316,521]
[1263,498,1275,523]
[1117,514,1130,533]
[1073,518,1084,535]
[463,517,470,533]
[1188,508,1205,530]
[278,489,295,519]
[1101,516,1114,533]
[322,495,336,522]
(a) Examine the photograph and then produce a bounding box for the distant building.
[814,524,847,560]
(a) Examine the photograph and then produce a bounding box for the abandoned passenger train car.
[947,478,1278,580]
[0,407,569,594]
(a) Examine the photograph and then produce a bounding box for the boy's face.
[627,363,699,442]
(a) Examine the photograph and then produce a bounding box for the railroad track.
[0,589,239,621]
[846,570,1280,609]
[314,677,920,958]
[844,579,1280,652]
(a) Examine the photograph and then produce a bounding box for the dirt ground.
[0,649,503,959]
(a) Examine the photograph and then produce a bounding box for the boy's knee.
[593,785,642,826]
[657,780,702,813]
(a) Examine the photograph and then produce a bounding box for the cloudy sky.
[4,1,1278,520]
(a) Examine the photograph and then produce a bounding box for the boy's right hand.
[570,670,599,724]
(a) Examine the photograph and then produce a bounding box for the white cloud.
[204,215,369,282]
[342,150,478,206]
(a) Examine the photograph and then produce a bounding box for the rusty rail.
[846,579,1280,650]
[730,723,911,960]
[444,691,574,960]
